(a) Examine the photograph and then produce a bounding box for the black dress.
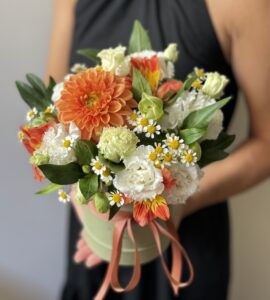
[61,1,238,299]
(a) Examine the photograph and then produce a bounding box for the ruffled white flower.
[159,91,216,130]
[113,145,164,201]
[203,109,224,140]
[108,191,124,207]
[26,107,38,121]
[70,63,87,73]
[58,190,71,204]
[35,123,80,165]
[97,46,130,76]
[162,164,203,204]
[51,74,72,102]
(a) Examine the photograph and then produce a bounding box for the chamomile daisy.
[100,166,113,184]
[18,130,24,142]
[108,191,124,207]
[194,67,206,80]
[90,156,104,175]
[26,107,38,121]
[162,151,178,166]
[133,116,149,133]
[62,136,75,151]
[127,110,141,127]
[144,120,161,139]
[180,148,198,167]
[70,63,87,73]
[164,133,185,154]
[45,104,55,114]
[58,190,70,203]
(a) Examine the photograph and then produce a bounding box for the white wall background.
[0,1,269,300]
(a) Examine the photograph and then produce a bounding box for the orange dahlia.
[55,68,137,141]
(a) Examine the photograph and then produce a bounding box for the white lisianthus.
[163,43,179,63]
[35,122,80,165]
[113,145,164,201]
[202,72,229,98]
[51,74,73,102]
[163,164,203,205]
[160,91,216,130]
[97,46,130,76]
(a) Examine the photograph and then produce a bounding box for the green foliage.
[74,140,98,166]
[183,97,231,129]
[16,73,55,111]
[77,48,101,65]
[98,154,125,173]
[79,174,99,201]
[109,205,121,220]
[132,68,152,101]
[199,132,236,167]
[38,162,85,185]
[94,192,110,213]
[36,183,62,195]
[179,128,206,144]
[128,20,152,53]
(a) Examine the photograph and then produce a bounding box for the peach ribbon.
[89,206,194,300]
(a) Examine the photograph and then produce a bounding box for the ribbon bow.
[93,211,194,300]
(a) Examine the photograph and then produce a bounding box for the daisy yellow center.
[95,66,103,71]
[18,131,23,141]
[24,124,30,130]
[196,69,205,77]
[140,118,149,126]
[45,107,52,113]
[169,140,179,150]
[83,92,100,108]
[184,153,193,163]
[164,153,173,162]
[28,111,35,118]
[155,146,163,154]
[60,191,67,199]
[94,162,102,170]
[147,125,156,134]
[112,194,121,203]
[102,168,111,177]
[130,113,138,121]
[192,80,202,89]
[154,161,162,169]
[149,152,157,161]
[63,140,71,148]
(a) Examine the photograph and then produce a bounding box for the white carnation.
[163,164,203,205]
[159,91,216,130]
[113,145,164,201]
[36,123,80,165]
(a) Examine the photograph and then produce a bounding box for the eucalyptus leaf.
[36,183,62,195]
[179,128,206,144]
[39,162,85,185]
[77,48,101,64]
[132,68,152,101]
[128,20,152,53]
[183,97,231,129]
[79,174,99,200]
[75,140,98,165]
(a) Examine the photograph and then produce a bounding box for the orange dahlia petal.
[108,101,122,113]
[109,113,124,126]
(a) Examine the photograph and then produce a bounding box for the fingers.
[85,254,103,268]
[73,244,92,263]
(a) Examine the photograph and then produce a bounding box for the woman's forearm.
[183,137,270,217]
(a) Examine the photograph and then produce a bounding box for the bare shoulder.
[206,0,270,63]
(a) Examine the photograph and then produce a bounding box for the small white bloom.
[97,46,130,76]
[100,166,113,184]
[143,120,161,139]
[62,135,75,152]
[163,133,185,154]
[108,191,124,207]
[113,145,164,201]
[162,164,203,205]
[162,150,178,166]
[127,110,141,126]
[90,156,104,175]
[26,107,38,121]
[180,148,198,167]
[133,116,149,133]
[70,63,87,73]
[35,123,80,165]
[45,104,55,114]
[58,190,70,204]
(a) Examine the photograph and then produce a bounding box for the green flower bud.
[30,153,49,165]
[138,93,164,121]
[189,142,202,161]
[202,72,229,98]
[82,165,91,174]
[163,43,179,63]
[94,192,109,213]
[31,117,45,127]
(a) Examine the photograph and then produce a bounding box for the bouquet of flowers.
[17,20,234,299]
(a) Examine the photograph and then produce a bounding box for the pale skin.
[46,0,270,267]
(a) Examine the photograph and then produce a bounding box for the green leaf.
[77,48,101,64]
[167,76,197,106]
[183,97,231,129]
[39,162,85,185]
[128,20,152,53]
[198,132,235,167]
[46,76,56,101]
[26,73,47,98]
[75,140,98,165]
[109,205,121,220]
[36,183,62,195]
[179,128,206,144]
[132,68,152,101]
[15,81,47,111]
[98,154,125,173]
[94,192,110,213]
[79,174,99,200]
